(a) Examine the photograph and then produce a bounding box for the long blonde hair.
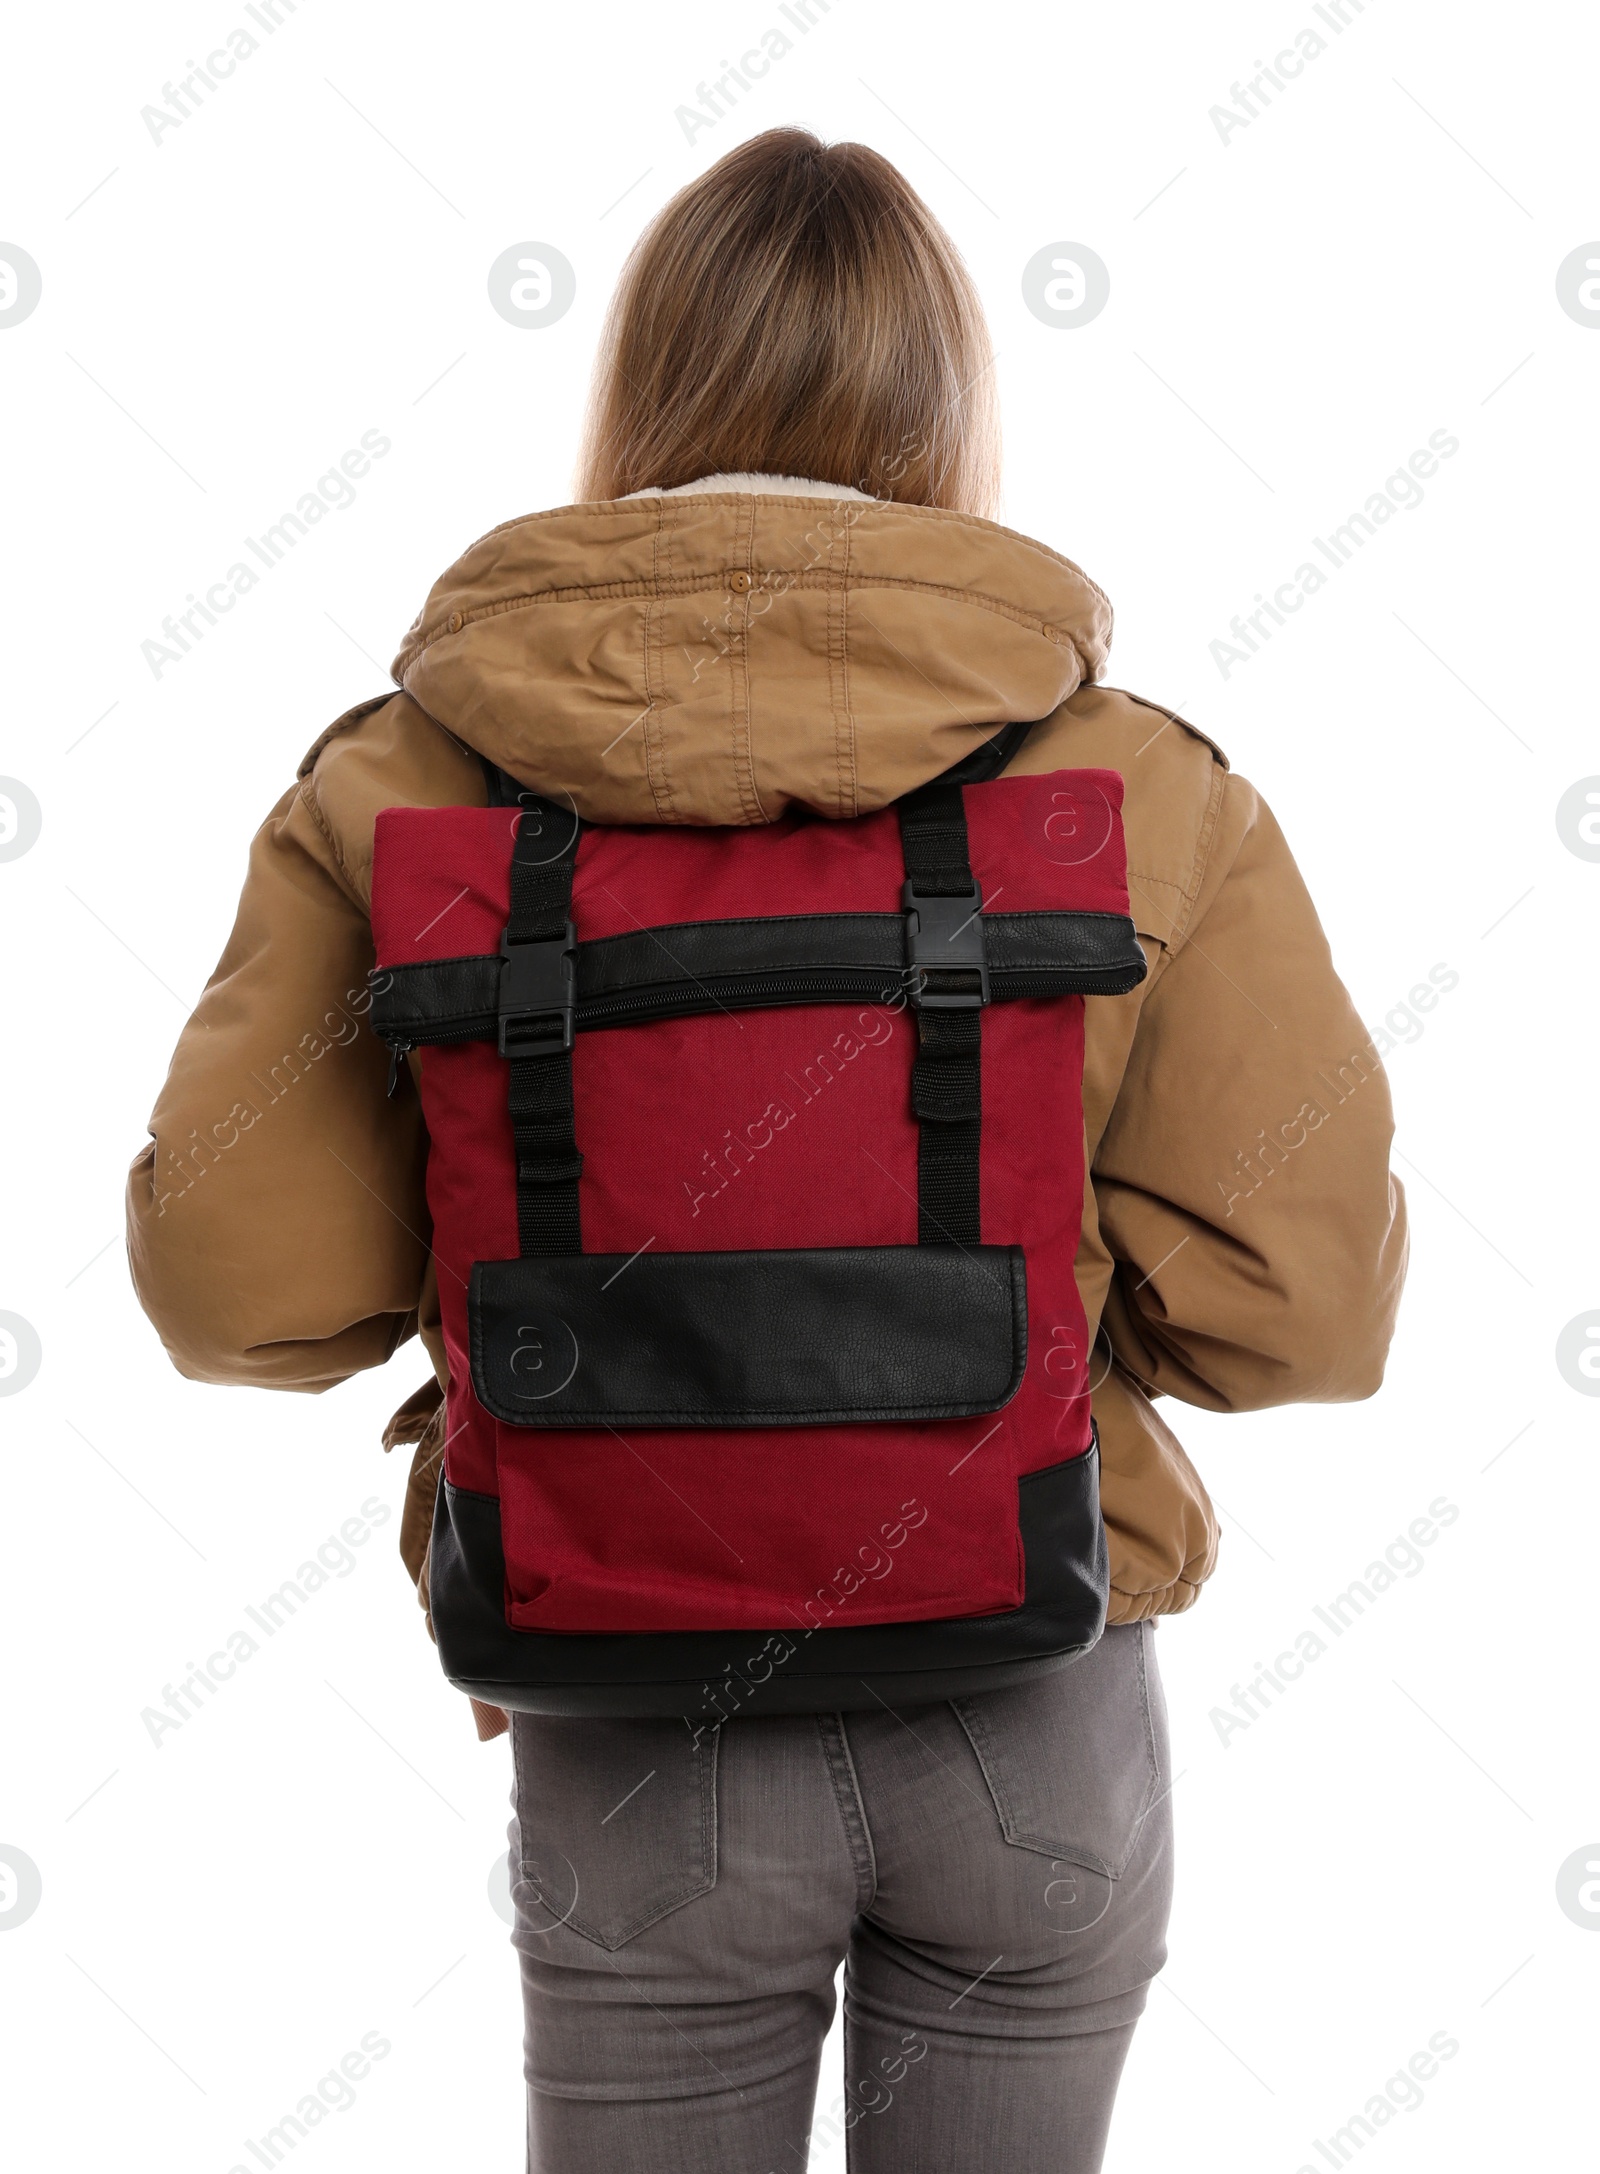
[576,128,1000,516]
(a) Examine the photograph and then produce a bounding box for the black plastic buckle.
[498,923,577,1058]
[902,879,989,1009]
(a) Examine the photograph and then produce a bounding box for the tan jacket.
[127,481,1407,1719]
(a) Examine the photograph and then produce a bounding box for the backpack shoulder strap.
[480,754,524,807]
[924,715,1039,790]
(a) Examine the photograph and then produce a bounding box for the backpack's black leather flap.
[469,1244,1028,1428]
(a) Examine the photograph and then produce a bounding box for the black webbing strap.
[500,789,583,1257]
[481,725,1028,1253]
[898,778,987,1247]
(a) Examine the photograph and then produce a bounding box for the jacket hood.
[391,483,1113,825]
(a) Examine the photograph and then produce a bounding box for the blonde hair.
[576,128,1000,516]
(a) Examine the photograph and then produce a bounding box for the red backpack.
[368,723,1145,1722]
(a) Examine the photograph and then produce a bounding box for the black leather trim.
[585,911,896,991]
[468,1244,1027,1428]
[369,909,1147,1045]
[370,952,500,1040]
[986,913,1143,975]
[430,1441,1108,1717]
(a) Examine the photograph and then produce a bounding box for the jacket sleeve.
[125,775,431,1391]
[1094,773,1408,1409]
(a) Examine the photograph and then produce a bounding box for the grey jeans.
[509,1623,1173,2173]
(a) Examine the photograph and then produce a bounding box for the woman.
[128,130,1406,2173]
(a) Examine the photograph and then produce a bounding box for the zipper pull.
[386,1041,413,1098]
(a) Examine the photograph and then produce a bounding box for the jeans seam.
[1125,1624,1163,1862]
[816,1713,877,1913]
[842,1967,859,2174]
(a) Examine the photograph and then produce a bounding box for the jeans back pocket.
[951,1622,1166,1880]
[511,1714,718,1950]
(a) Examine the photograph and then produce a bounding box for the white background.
[2,2,1597,2168]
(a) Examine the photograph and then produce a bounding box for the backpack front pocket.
[470,1243,1027,1427]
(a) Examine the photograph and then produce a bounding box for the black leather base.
[429,1441,1108,1717]
[469,1244,1027,1428]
